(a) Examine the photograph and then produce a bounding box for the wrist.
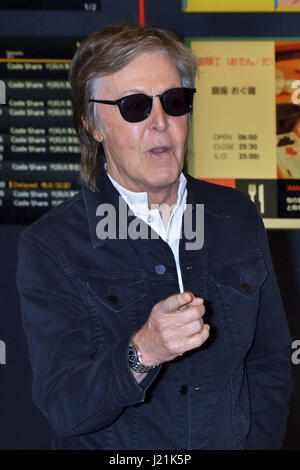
[133,330,159,367]
[128,332,160,373]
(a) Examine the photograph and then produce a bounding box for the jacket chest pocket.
[86,278,146,313]
[210,254,268,352]
[81,275,147,348]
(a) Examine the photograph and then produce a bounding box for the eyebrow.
[122,89,146,95]
[119,85,182,96]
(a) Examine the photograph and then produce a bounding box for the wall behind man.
[0,0,299,449]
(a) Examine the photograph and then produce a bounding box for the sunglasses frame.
[89,87,196,123]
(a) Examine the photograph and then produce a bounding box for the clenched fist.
[133,291,210,368]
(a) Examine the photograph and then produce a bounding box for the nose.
[148,95,168,132]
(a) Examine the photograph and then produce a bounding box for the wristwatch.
[128,335,159,373]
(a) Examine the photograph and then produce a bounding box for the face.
[90,51,190,202]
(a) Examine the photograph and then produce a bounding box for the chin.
[148,171,179,188]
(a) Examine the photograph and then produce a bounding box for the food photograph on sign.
[276,42,300,179]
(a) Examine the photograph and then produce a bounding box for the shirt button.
[155,264,166,275]
[180,385,188,395]
[147,215,153,223]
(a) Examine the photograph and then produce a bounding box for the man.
[17,23,292,450]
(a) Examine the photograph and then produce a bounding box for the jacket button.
[155,264,166,275]
[241,282,251,293]
[180,385,188,395]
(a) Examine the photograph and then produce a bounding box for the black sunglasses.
[89,87,196,123]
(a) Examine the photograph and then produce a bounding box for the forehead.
[96,51,182,96]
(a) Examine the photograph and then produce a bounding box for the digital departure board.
[0,1,101,10]
[0,37,81,223]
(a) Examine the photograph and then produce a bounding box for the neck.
[147,181,179,209]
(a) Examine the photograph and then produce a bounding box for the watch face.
[128,344,138,367]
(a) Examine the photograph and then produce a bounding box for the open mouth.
[147,146,173,157]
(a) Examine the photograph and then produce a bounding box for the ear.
[81,115,104,143]
[92,128,104,143]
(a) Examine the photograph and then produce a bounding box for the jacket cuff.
[112,337,162,405]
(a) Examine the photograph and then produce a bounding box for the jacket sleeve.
[245,213,293,449]
[16,228,161,438]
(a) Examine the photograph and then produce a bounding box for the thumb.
[162,291,194,313]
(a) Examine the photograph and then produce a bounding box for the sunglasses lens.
[119,94,152,122]
[162,88,194,117]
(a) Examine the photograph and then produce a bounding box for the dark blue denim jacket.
[16,163,293,450]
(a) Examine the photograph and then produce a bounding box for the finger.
[178,295,204,311]
[162,291,194,314]
[184,324,210,351]
[186,303,206,318]
[173,304,206,326]
[180,318,204,336]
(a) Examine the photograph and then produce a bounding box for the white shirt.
[105,165,187,292]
